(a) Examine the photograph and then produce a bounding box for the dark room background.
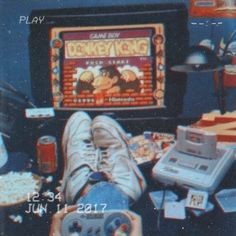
[1,0,236,117]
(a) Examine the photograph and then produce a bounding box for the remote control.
[61,211,132,236]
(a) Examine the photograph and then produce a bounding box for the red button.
[120,224,128,232]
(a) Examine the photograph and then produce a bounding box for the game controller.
[61,210,132,236]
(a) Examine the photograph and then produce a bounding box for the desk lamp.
[171,30,236,115]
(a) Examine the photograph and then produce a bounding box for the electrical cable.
[0,80,36,138]
[157,188,166,231]
[222,29,236,56]
[0,80,36,108]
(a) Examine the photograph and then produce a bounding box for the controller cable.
[157,188,167,232]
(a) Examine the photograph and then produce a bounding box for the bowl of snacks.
[0,171,42,208]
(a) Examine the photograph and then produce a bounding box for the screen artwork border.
[49,24,166,110]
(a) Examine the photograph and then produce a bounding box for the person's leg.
[92,115,147,203]
[61,112,146,206]
[60,111,98,204]
[77,182,129,210]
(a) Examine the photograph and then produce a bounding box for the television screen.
[30,4,188,119]
[50,25,165,110]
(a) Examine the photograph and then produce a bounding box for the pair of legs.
[60,112,146,208]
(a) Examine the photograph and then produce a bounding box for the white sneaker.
[98,145,147,202]
[92,116,147,202]
[91,115,129,149]
[61,111,99,204]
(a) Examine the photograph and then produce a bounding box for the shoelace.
[61,140,99,201]
[99,148,112,174]
[98,144,130,176]
[100,150,134,188]
[80,140,99,171]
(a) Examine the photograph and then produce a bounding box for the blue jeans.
[77,182,129,210]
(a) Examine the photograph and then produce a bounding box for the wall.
[185,16,236,116]
[1,0,235,117]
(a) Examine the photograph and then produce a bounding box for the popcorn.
[56,185,62,192]
[9,215,23,224]
[42,190,52,198]
[0,172,40,205]
[45,176,53,184]
[34,207,45,218]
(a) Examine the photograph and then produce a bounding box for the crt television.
[29,4,188,120]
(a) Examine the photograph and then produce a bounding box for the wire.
[157,188,166,231]
[0,80,36,108]
[223,29,236,56]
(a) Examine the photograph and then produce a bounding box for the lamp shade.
[171,45,223,73]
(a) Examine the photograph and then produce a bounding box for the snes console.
[152,126,235,193]
[61,210,132,236]
[176,126,217,159]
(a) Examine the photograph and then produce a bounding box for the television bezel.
[29,3,189,120]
